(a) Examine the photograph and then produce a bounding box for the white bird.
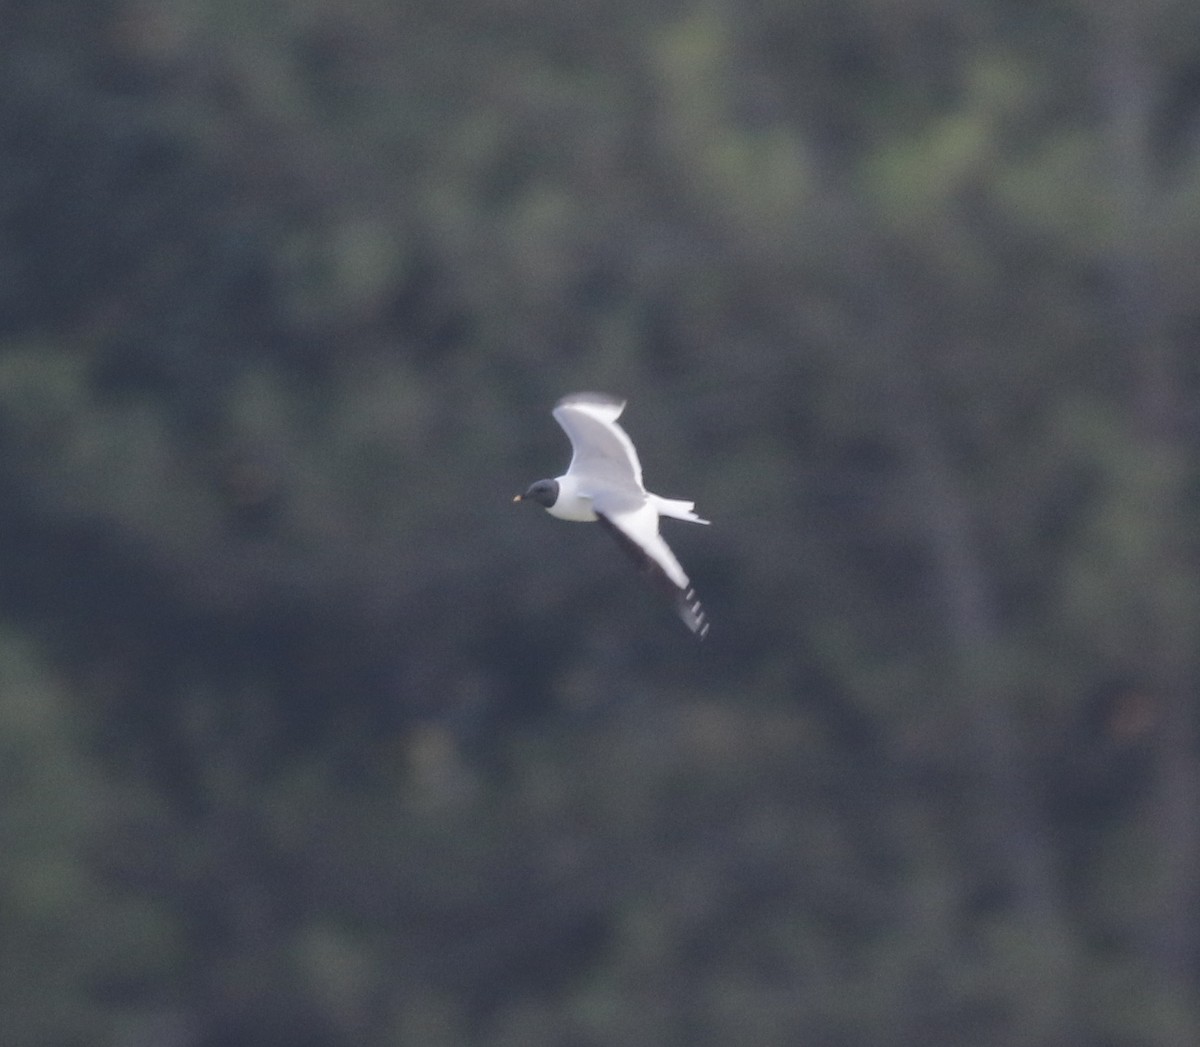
[514,392,710,637]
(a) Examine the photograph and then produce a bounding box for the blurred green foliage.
[2,0,1200,1044]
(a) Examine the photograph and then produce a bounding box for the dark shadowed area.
[3,2,1200,1045]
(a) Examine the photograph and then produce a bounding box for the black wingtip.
[679,586,710,639]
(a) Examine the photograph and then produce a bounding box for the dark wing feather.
[595,512,710,638]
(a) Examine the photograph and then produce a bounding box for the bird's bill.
[512,493,523,502]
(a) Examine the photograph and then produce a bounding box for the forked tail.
[650,494,710,525]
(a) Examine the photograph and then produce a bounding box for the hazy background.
[3,1,1200,1044]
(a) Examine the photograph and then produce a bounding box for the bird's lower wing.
[595,505,709,638]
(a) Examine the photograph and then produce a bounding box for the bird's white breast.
[546,473,599,521]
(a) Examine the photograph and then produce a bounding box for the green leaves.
[5,0,1200,1043]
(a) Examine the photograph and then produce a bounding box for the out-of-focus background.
[3,2,1200,1045]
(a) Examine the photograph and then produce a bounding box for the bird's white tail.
[650,494,710,525]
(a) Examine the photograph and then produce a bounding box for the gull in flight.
[514,392,710,637]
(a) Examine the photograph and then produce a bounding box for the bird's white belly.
[547,474,598,521]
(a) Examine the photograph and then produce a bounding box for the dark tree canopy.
[3,1,1200,1045]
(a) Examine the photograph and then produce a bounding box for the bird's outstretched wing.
[595,501,709,638]
[553,393,643,492]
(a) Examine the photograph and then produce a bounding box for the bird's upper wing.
[593,497,709,638]
[552,393,643,492]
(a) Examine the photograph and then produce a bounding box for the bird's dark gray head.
[514,478,559,508]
